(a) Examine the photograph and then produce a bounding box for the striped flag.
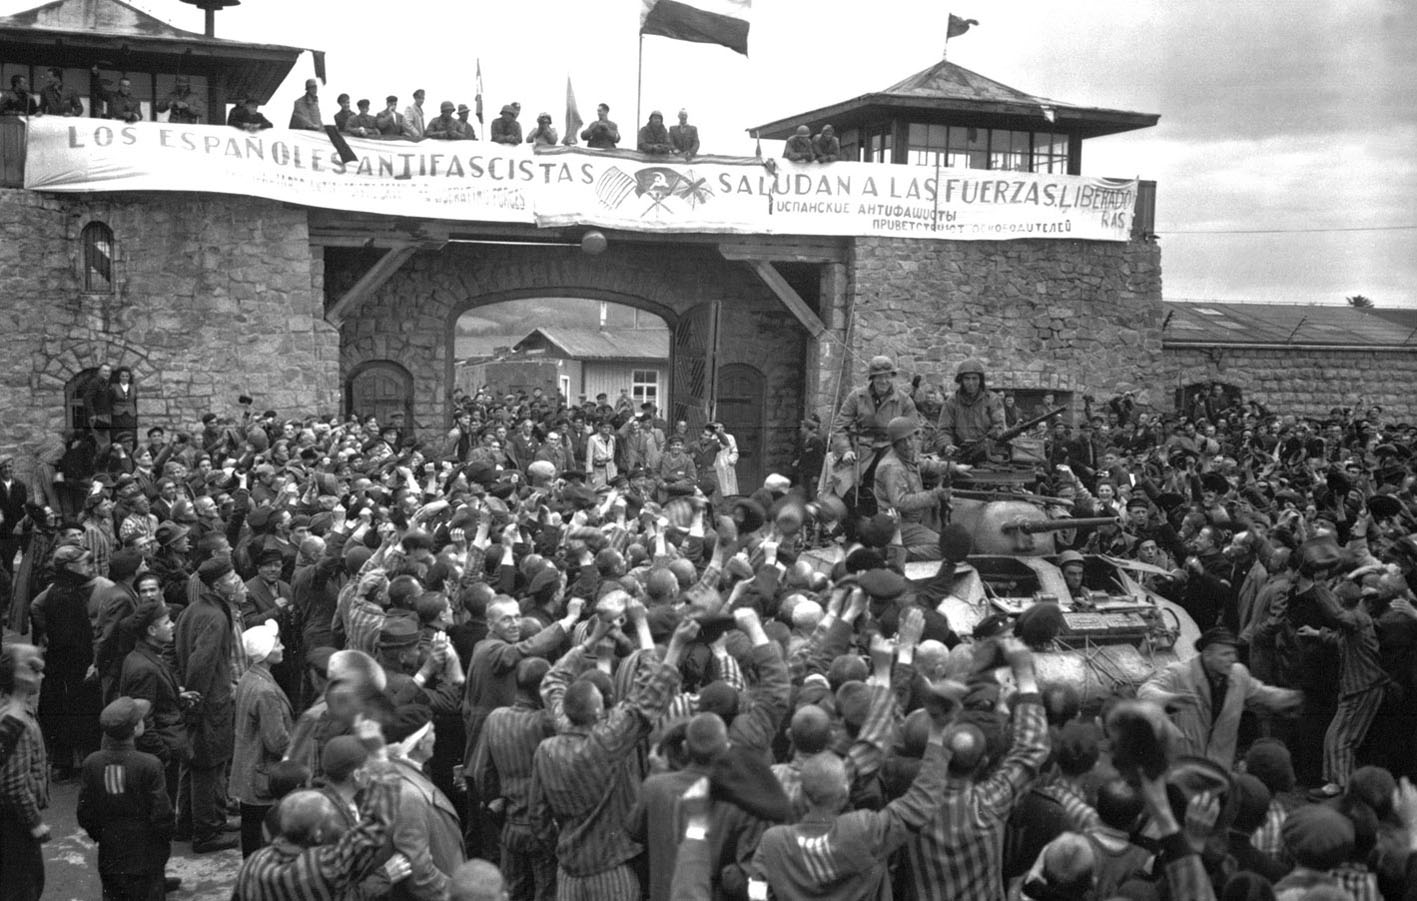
[474,59,484,125]
[640,0,750,56]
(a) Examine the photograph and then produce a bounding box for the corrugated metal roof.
[512,327,670,361]
[1163,301,1413,347]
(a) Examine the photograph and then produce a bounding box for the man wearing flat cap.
[490,103,523,145]
[455,103,477,140]
[376,95,407,136]
[1139,625,1301,769]
[175,557,242,852]
[77,696,173,900]
[289,78,322,131]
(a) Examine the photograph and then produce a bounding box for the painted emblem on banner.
[595,166,713,217]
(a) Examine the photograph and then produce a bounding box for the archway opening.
[453,297,672,420]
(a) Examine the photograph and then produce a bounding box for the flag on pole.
[312,50,327,85]
[474,59,484,125]
[564,77,584,146]
[640,0,750,56]
[946,13,978,38]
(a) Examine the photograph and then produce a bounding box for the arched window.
[82,221,114,292]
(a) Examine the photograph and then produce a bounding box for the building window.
[860,124,893,163]
[1032,132,1069,174]
[82,221,114,292]
[905,125,1070,173]
[631,369,659,406]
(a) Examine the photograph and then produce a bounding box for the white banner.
[24,119,1137,241]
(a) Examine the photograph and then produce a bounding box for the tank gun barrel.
[1007,516,1117,534]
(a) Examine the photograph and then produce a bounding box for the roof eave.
[752,93,1157,140]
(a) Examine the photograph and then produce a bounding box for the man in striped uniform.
[902,638,1051,901]
[530,608,695,900]
[232,717,402,901]
[471,656,557,901]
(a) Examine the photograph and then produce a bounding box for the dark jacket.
[76,739,173,875]
[119,642,189,763]
[175,589,236,766]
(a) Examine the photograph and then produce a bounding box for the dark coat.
[76,740,173,875]
[174,590,236,766]
[120,641,190,763]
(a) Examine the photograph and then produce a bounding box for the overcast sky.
[11,0,1415,308]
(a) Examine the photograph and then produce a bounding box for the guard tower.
[0,0,303,183]
[752,58,1157,178]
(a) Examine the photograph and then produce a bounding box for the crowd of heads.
[1,359,1417,900]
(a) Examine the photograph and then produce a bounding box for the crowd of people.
[0,66,708,159]
[1,352,1417,901]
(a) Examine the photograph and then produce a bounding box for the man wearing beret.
[1139,626,1301,769]
[77,697,173,900]
[175,557,241,852]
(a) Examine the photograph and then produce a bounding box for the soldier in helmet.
[1057,549,1090,602]
[934,358,1005,463]
[829,356,918,508]
[874,416,956,561]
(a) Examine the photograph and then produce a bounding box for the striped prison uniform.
[1310,582,1388,787]
[530,645,680,899]
[902,692,1050,901]
[472,700,558,901]
[751,739,950,901]
[230,768,399,901]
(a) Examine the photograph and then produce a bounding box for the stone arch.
[340,242,788,437]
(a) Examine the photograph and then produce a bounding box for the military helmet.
[1057,549,1085,569]
[868,355,897,377]
[954,358,986,383]
[886,416,920,443]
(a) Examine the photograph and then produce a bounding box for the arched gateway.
[321,221,836,478]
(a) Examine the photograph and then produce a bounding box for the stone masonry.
[823,237,1166,422]
[1164,346,1417,419]
[334,241,805,477]
[0,189,339,483]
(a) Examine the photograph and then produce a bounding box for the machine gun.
[954,405,1068,465]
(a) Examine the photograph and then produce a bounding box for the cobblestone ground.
[43,779,238,901]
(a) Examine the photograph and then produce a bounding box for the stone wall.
[335,242,806,477]
[1163,345,1417,419]
[828,237,1165,420]
[0,189,338,482]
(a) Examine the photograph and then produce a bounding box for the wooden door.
[347,361,413,433]
[716,363,766,494]
[671,302,719,433]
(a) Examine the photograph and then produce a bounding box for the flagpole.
[636,32,645,135]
